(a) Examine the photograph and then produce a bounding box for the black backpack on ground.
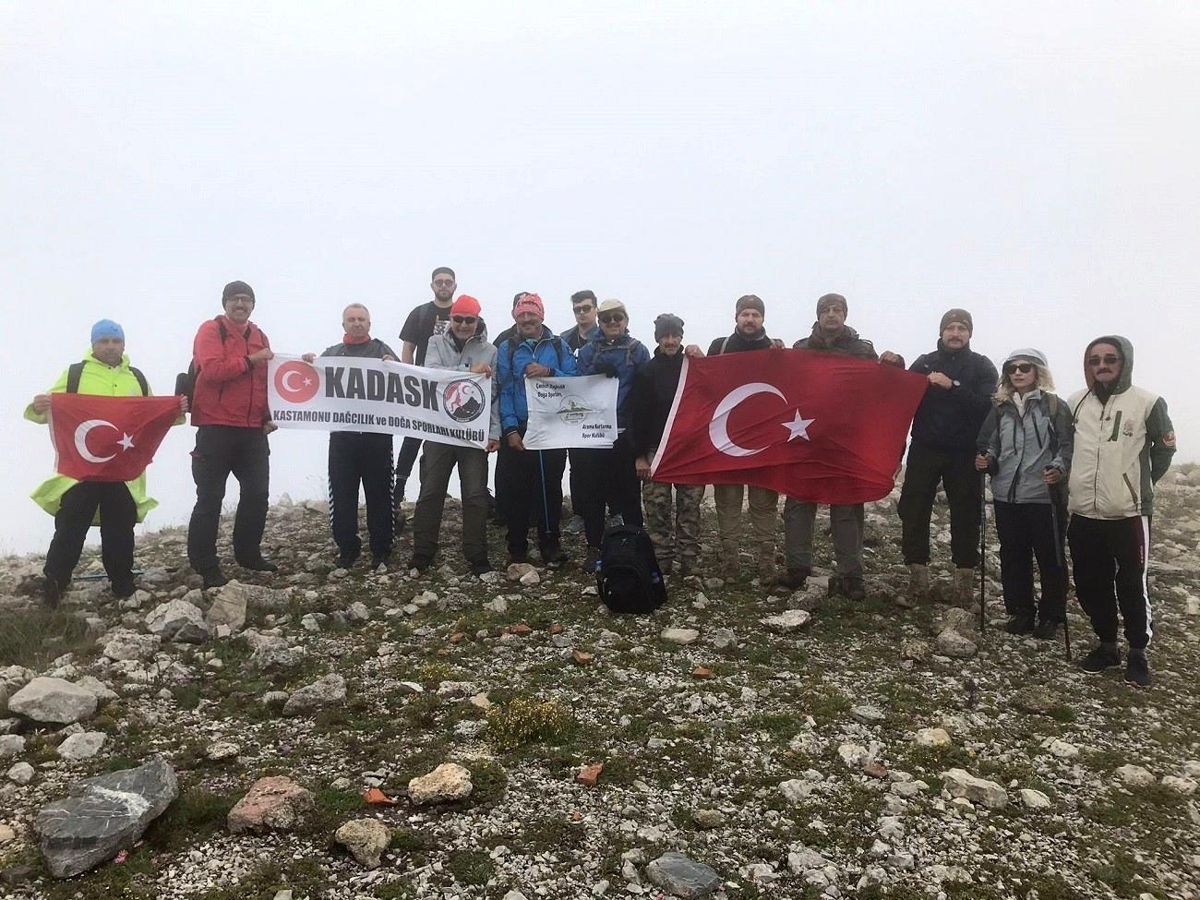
[597,524,667,614]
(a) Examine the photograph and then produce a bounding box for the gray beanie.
[654,314,684,340]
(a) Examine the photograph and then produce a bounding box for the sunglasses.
[599,313,626,324]
[1087,354,1121,366]
[451,316,477,325]
[573,304,594,314]
[1004,362,1035,375]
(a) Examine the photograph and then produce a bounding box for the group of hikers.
[27,269,1177,687]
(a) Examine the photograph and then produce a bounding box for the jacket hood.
[1083,335,1133,394]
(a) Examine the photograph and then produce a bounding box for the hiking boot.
[370,556,389,573]
[239,557,278,573]
[111,578,137,599]
[1032,620,1060,640]
[42,577,62,609]
[201,569,229,590]
[1079,642,1121,674]
[583,546,601,575]
[508,553,532,566]
[679,558,697,579]
[778,566,811,591]
[563,514,585,536]
[830,575,866,601]
[1125,649,1151,688]
[336,550,360,570]
[906,564,930,602]
[540,542,568,567]
[469,560,494,576]
[1005,614,1035,635]
[953,567,976,606]
[408,555,433,573]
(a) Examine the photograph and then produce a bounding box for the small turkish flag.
[49,394,180,482]
[652,350,928,504]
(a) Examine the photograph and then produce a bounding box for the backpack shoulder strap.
[720,336,731,355]
[130,367,149,396]
[66,362,85,394]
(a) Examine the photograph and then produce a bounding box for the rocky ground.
[1,463,1199,900]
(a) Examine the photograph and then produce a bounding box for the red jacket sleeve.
[193,320,249,383]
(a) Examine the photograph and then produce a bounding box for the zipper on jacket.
[1122,473,1139,510]
[1109,410,1123,442]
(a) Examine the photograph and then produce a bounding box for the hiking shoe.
[239,557,278,573]
[953,567,975,606]
[370,556,389,573]
[906,564,930,602]
[336,550,360,569]
[1032,620,1060,640]
[582,546,601,574]
[563,514,585,536]
[1005,615,1035,635]
[829,575,866,601]
[470,560,494,576]
[540,543,568,567]
[111,579,137,599]
[1079,643,1121,674]
[778,567,811,591]
[408,556,433,573]
[42,577,62,609]
[508,554,532,566]
[201,569,229,590]
[1125,649,1151,688]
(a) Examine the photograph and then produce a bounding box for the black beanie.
[222,280,255,304]
[654,314,684,340]
[940,308,973,334]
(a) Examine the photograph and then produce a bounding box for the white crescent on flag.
[73,419,118,464]
[709,382,786,457]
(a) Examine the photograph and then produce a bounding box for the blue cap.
[90,319,125,343]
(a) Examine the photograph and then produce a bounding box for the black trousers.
[394,436,422,498]
[573,433,644,548]
[500,432,566,558]
[187,425,270,574]
[1069,514,1152,650]
[329,431,394,562]
[898,443,981,568]
[993,500,1067,622]
[44,481,137,590]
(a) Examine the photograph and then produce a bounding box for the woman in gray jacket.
[975,349,1074,638]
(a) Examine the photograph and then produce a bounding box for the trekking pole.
[978,472,988,635]
[1047,478,1071,661]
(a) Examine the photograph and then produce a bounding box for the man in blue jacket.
[496,293,577,566]
[575,299,651,569]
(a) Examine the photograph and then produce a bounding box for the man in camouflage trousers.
[631,314,704,576]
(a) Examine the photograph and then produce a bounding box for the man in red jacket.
[186,280,276,588]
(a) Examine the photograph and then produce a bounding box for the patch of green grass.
[145,785,237,852]
[1090,850,1158,898]
[195,857,330,899]
[40,845,159,900]
[171,684,203,710]
[445,849,494,886]
[515,815,586,853]
[486,696,577,751]
[0,605,94,668]
[1084,783,1186,830]
[307,785,365,832]
[466,757,509,806]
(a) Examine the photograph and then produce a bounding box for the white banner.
[522,374,618,450]
[267,354,491,449]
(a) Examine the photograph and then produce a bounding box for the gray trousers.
[782,499,865,577]
[411,442,490,565]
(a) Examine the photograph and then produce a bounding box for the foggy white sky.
[2,1,1197,555]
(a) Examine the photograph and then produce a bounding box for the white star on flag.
[117,433,135,451]
[782,411,815,442]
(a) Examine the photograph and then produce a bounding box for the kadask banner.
[522,374,618,450]
[268,355,491,449]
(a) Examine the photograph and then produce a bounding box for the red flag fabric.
[651,349,929,504]
[49,394,180,482]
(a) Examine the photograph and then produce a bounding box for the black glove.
[595,362,619,378]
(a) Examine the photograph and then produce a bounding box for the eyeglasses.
[451,316,477,325]
[1087,354,1121,366]
[433,279,455,287]
[1004,362,1035,375]
[573,304,594,314]
[599,313,625,324]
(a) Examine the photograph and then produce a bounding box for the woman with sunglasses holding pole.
[975,349,1074,638]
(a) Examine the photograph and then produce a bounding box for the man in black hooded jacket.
[892,308,997,606]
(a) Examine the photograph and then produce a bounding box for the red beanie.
[451,295,481,317]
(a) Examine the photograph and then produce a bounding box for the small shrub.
[486,696,576,751]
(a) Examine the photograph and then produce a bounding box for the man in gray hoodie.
[1067,335,1175,688]
[409,295,501,576]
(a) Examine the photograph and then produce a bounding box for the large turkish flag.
[49,394,180,482]
[651,349,928,504]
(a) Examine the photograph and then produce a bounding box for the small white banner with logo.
[522,374,618,450]
[267,354,491,449]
